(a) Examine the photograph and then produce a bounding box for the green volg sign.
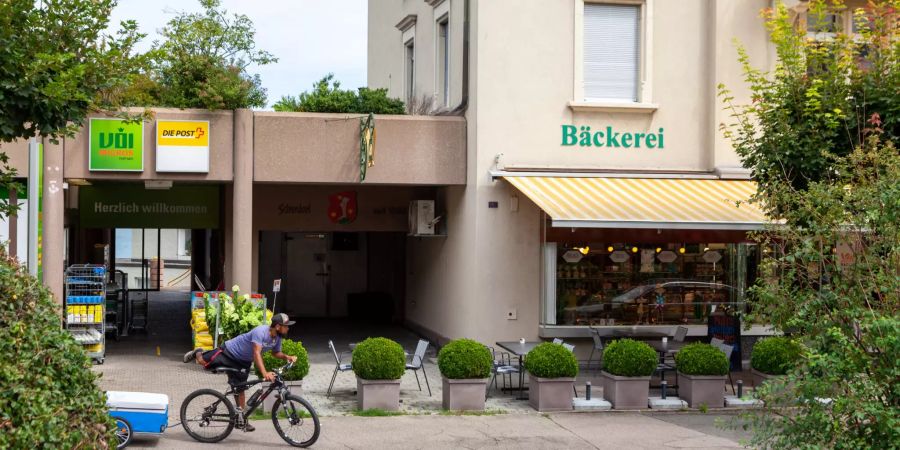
[561,125,665,149]
[79,184,220,229]
[90,118,144,171]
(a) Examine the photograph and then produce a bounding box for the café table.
[495,341,542,400]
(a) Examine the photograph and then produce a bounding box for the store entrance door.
[284,233,329,317]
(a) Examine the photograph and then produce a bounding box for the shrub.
[254,339,310,381]
[524,343,579,378]
[274,74,406,114]
[352,337,406,380]
[674,343,729,376]
[0,251,115,448]
[750,337,802,376]
[437,339,492,379]
[602,339,657,377]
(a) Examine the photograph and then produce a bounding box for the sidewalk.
[125,412,749,449]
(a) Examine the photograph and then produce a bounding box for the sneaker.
[183,348,202,363]
[241,423,255,432]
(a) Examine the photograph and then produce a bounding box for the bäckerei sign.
[561,125,665,149]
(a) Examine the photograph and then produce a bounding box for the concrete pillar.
[41,137,65,304]
[231,109,254,292]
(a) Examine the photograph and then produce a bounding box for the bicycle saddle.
[211,367,247,374]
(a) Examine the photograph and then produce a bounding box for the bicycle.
[180,361,320,447]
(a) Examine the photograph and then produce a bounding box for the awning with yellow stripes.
[503,175,768,230]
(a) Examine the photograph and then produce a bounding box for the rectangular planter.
[600,371,650,409]
[442,377,489,411]
[752,369,782,388]
[678,373,726,408]
[262,381,303,413]
[357,378,401,411]
[528,374,575,412]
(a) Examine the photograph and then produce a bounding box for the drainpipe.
[439,0,469,116]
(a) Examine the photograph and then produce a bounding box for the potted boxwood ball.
[674,343,729,408]
[352,337,406,411]
[524,342,578,411]
[255,339,310,412]
[437,339,493,410]
[600,339,657,409]
[750,336,802,386]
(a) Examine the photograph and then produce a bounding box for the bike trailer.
[107,391,169,435]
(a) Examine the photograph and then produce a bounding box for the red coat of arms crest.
[327,191,357,224]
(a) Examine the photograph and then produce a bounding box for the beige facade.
[367,0,783,346]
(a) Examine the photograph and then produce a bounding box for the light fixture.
[577,246,590,255]
[607,246,614,252]
[679,247,686,254]
[66,178,92,186]
[656,247,662,253]
[631,246,639,253]
[145,180,173,190]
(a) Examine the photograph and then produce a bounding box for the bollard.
[737,380,743,398]
[586,381,592,401]
[660,380,668,399]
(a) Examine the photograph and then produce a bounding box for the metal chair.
[488,348,520,397]
[715,342,736,394]
[587,330,604,371]
[553,338,564,344]
[674,325,689,343]
[561,342,578,398]
[405,339,431,396]
[327,340,353,397]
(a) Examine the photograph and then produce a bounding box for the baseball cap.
[272,313,296,326]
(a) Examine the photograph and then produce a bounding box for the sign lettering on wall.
[156,120,210,172]
[561,125,665,149]
[90,118,144,171]
[79,184,220,229]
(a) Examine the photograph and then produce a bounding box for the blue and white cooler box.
[107,391,169,435]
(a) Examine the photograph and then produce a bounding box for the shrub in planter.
[352,337,406,411]
[751,337,802,376]
[0,251,116,448]
[255,339,310,381]
[601,339,657,409]
[675,343,729,408]
[524,343,578,411]
[438,339,493,410]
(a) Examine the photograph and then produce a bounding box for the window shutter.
[584,4,640,101]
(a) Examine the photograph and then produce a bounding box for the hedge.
[751,336,803,375]
[675,343,730,376]
[254,339,310,381]
[352,337,406,380]
[437,339,492,379]
[602,339,657,377]
[524,342,579,378]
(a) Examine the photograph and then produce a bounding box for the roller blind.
[584,3,641,101]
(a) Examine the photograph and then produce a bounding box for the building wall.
[368,0,774,344]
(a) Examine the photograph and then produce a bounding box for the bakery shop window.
[543,240,758,326]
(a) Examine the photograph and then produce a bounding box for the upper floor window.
[583,3,641,102]
[405,39,415,103]
[436,16,450,106]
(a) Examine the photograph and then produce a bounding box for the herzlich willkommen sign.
[156,120,210,172]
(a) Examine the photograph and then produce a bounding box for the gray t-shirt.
[224,325,282,364]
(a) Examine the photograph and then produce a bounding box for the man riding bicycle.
[183,313,297,432]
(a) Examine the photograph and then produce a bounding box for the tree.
[720,1,899,448]
[123,0,276,110]
[273,74,406,114]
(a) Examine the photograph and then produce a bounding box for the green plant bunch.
[352,337,406,380]
[750,337,803,376]
[674,343,729,376]
[0,250,116,448]
[524,343,578,378]
[254,339,310,381]
[204,285,271,342]
[437,339,493,379]
[273,74,406,114]
[602,339,657,377]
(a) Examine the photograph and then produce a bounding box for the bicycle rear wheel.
[180,388,236,443]
[272,394,320,447]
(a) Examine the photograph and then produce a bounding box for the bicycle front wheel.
[180,388,236,443]
[272,394,320,447]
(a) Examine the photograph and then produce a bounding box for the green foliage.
[523,343,579,378]
[352,337,406,380]
[750,337,803,375]
[0,0,144,142]
[204,286,271,342]
[273,74,406,114]
[674,343,729,376]
[121,0,275,109]
[0,250,115,448]
[351,408,406,417]
[602,339,657,377]
[437,339,492,379]
[721,2,900,447]
[254,339,310,381]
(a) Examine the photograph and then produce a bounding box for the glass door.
[114,228,161,291]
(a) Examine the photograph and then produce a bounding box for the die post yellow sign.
[156,120,210,172]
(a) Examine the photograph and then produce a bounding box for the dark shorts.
[201,347,251,390]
